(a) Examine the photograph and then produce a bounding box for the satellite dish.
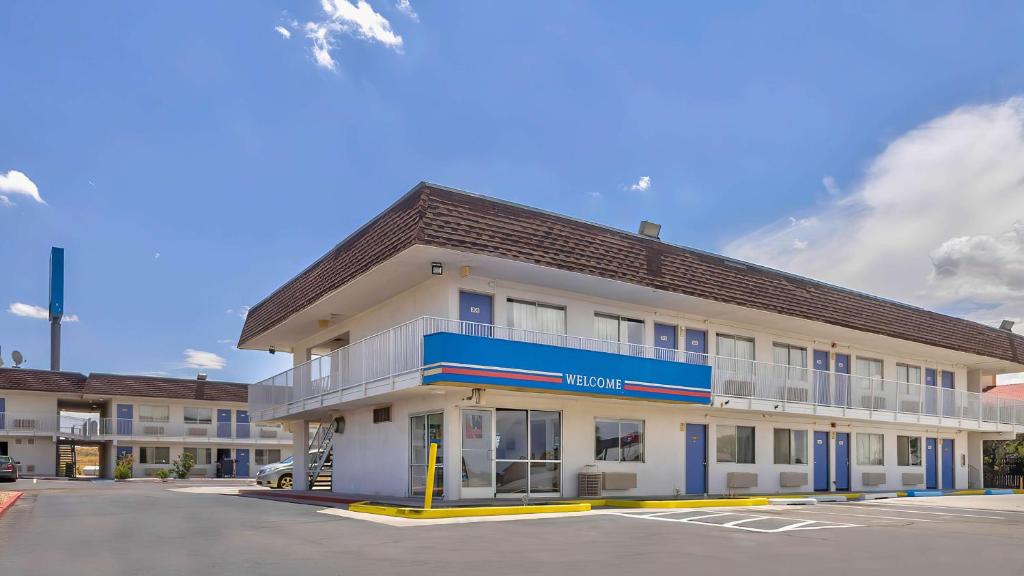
[12,350,24,367]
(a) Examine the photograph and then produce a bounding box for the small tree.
[170,451,195,479]
[114,455,133,480]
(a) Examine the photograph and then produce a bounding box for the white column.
[292,420,309,491]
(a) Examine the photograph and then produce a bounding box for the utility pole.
[49,247,64,371]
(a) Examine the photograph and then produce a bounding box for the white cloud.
[725,97,1024,329]
[0,170,44,205]
[8,302,48,320]
[154,252,161,259]
[395,0,419,22]
[630,176,651,192]
[302,0,404,70]
[0,195,12,207]
[183,349,227,370]
[6,302,79,322]
[275,25,292,39]
[822,175,841,196]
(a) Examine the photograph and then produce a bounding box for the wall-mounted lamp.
[268,346,276,355]
[431,262,444,276]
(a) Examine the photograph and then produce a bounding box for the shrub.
[155,468,170,481]
[114,455,133,480]
[170,451,195,480]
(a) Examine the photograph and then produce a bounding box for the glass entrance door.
[460,409,494,499]
[496,409,561,498]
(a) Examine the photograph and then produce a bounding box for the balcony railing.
[0,412,60,435]
[249,316,1024,427]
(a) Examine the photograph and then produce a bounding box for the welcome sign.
[422,332,712,404]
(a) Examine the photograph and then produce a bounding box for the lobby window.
[183,447,212,465]
[138,405,169,423]
[594,313,644,346]
[856,433,885,466]
[255,449,282,466]
[773,428,808,464]
[507,299,566,334]
[717,425,755,464]
[595,419,643,462]
[897,436,922,466]
[139,446,170,464]
[410,412,444,497]
[184,407,212,424]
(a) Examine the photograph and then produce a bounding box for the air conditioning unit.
[722,379,754,397]
[786,386,809,402]
[258,428,278,439]
[13,418,36,429]
[143,425,165,435]
[187,427,208,437]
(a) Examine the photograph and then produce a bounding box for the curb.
[348,502,591,519]
[237,490,361,507]
[0,492,24,518]
[602,497,770,509]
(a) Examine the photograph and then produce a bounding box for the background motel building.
[0,370,293,479]
[243,183,1024,499]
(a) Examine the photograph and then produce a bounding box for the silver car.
[0,455,18,482]
[256,455,294,489]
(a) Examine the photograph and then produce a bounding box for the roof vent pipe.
[638,220,661,239]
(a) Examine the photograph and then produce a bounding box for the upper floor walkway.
[249,316,1024,432]
[0,412,292,443]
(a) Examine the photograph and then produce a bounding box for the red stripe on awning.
[441,366,562,384]
[623,384,710,398]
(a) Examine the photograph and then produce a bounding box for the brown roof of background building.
[985,383,1024,401]
[0,368,248,402]
[239,182,1024,365]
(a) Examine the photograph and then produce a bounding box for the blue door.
[814,431,830,491]
[813,350,830,404]
[925,438,937,489]
[116,446,133,463]
[941,371,955,417]
[217,409,232,438]
[684,329,707,364]
[941,439,955,490]
[925,368,938,415]
[835,354,850,407]
[835,433,850,491]
[236,410,250,439]
[0,397,5,431]
[654,323,677,361]
[235,449,250,477]
[117,404,133,435]
[685,424,706,494]
[459,291,493,336]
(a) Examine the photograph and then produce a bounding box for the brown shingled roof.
[238,183,1024,364]
[0,368,86,394]
[0,369,248,402]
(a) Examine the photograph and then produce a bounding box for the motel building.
[0,369,293,479]
[242,183,1024,500]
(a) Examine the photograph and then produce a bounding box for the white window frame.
[138,405,170,423]
[897,435,922,467]
[773,428,808,465]
[717,424,756,464]
[140,446,171,464]
[856,433,885,466]
[594,418,644,463]
[594,313,644,346]
[183,407,213,425]
[506,298,567,334]
[183,447,213,465]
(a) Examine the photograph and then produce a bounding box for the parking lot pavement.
[4,485,1024,576]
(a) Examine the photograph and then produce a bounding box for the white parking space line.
[783,508,944,523]
[844,503,1003,519]
[863,501,1024,515]
[609,511,861,533]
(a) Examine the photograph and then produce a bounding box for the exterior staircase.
[307,417,335,491]
[57,442,76,478]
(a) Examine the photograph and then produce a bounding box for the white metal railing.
[248,316,1024,427]
[56,418,291,441]
[0,412,59,434]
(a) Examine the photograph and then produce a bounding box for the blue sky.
[3,2,1024,383]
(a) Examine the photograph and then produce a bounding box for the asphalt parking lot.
[3,480,1024,576]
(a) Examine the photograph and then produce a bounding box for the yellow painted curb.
[770,493,862,501]
[952,489,987,496]
[602,497,770,509]
[348,502,591,519]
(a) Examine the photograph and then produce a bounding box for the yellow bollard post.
[423,442,439,509]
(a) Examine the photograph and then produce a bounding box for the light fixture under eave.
[431,262,444,276]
